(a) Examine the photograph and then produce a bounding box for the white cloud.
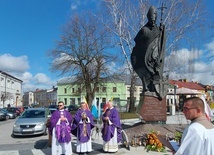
[193,62,210,73]
[0,54,29,73]
[34,73,52,84]
[21,73,56,92]
[70,0,98,11]
[71,4,77,10]
[205,39,214,58]
[0,54,56,92]
[15,72,33,84]
[205,40,214,52]
[22,83,38,92]
[165,45,214,85]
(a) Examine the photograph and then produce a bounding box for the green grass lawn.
[119,112,139,119]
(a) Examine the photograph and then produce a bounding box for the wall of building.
[57,81,127,106]
[0,72,22,108]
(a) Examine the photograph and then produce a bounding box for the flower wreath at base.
[145,132,166,153]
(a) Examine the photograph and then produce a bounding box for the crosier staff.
[158,3,167,79]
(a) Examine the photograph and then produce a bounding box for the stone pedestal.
[137,95,167,123]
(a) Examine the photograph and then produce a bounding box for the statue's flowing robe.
[131,22,166,96]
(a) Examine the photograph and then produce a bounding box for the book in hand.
[169,140,180,152]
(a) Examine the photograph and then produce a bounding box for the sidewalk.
[90,113,186,155]
[122,112,189,126]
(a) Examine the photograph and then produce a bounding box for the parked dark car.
[48,105,58,109]
[48,108,57,115]
[23,106,31,110]
[6,107,21,116]
[0,108,16,119]
[68,104,79,112]
[0,111,7,121]
[4,107,20,115]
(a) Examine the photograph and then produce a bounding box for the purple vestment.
[71,109,95,143]
[101,108,122,143]
[50,110,72,143]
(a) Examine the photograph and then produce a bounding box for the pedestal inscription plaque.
[138,95,167,123]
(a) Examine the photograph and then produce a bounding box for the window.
[64,88,67,93]
[64,98,67,105]
[0,78,3,87]
[113,98,120,106]
[7,79,10,88]
[78,87,81,93]
[127,87,136,91]
[70,98,75,104]
[102,98,106,103]
[113,87,117,92]
[77,98,81,104]
[96,87,99,92]
[102,87,106,92]
[42,94,46,99]
[11,81,14,89]
[72,88,75,93]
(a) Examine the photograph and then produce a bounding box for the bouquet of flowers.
[174,131,182,145]
[145,131,166,152]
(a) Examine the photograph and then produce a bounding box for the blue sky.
[0,0,214,92]
[0,0,98,91]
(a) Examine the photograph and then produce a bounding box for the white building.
[0,71,23,108]
[47,86,57,106]
[22,91,34,106]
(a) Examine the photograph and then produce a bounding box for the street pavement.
[0,113,187,155]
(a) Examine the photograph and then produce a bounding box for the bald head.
[108,101,113,109]
[184,97,205,113]
[80,102,87,110]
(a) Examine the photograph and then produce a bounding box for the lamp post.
[170,84,177,116]
[174,84,177,107]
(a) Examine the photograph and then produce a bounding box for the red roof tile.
[169,80,205,90]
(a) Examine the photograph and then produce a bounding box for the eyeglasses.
[182,107,197,112]
[58,105,63,107]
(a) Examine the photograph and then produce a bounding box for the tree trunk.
[86,92,94,109]
[129,73,136,113]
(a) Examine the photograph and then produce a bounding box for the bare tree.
[48,12,117,107]
[98,0,208,112]
[97,0,145,112]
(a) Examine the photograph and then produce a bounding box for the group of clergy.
[48,100,122,155]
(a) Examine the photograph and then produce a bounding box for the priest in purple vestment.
[101,101,122,152]
[71,102,95,154]
[50,101,73,155]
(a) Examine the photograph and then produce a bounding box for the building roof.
[57,74,143,86]
[0,70,23,82]
[57,76,77,84]
[170,79,205,90]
